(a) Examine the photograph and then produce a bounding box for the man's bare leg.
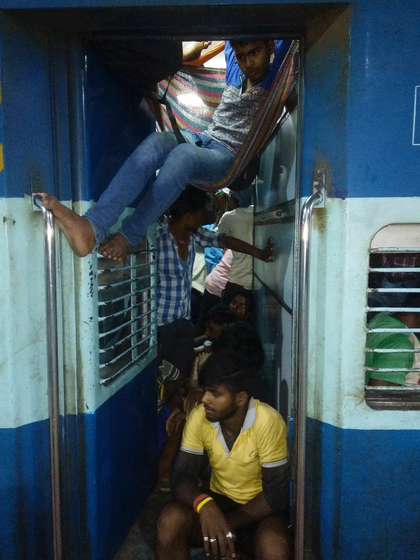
[98,233,131,262]
[156,501,194,560]
[253,515,292,560]
[39,194,96,257]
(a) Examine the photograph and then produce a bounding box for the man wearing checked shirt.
[155,352,291,560]
[156,186,273,380]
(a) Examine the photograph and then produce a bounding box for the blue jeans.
[84,130,233,245]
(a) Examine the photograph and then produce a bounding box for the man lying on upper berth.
[40,38,292,262]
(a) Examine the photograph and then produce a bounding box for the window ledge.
[365,386,420,410]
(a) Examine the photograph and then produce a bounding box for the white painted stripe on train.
[306,196,420,430]
[2,195,420,430]
[0,197,155,429]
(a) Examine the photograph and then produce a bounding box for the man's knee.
[253,515,292,560]
[156,501,193,546]
[134,131,177,162]
[165,142,201,172]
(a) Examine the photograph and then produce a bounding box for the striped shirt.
[156,225,223,326]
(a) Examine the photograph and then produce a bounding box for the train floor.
[113,485,211,560]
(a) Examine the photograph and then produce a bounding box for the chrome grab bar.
[34,195,63,560]
[295,178,325,560]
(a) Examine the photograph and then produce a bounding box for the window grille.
[365,224,420,409]
[97,238,157,383]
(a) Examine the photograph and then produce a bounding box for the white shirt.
[216,206,254,290]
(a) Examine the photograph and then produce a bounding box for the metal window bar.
[370,247,420,253]
[98,304,157,340]
[367,327,420,333]
[33,195,63,560]
[100,330,155,367]
[97,245,157,383]
[366,368,420,372]
[98,282,152,303]
[99,316,155,357]
[366,348,420,353]
[97,267,152,288]
[98,305,156,339]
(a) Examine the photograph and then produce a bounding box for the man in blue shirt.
[40,39,291,262]
[156,185,273,377]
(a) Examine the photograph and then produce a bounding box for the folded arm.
[226,461,290,528]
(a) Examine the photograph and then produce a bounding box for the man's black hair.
[169,185,209,222]
[199,352,261,397]
[229,39,273,49]
[206,304,236,326]
[212,322,265,369]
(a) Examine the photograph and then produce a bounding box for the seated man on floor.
[158,304,235,491]
[194,304,236,354]
[156,352,291,560]
[229,289,254,323]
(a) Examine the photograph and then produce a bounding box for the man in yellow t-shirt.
[156,352,291,560]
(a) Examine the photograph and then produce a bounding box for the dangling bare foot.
[99,232,131,262]
[38,193,96,257]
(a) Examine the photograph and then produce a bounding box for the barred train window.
[365,224,420,410]
[97,238,157,383]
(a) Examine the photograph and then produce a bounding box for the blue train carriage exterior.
[297,2,420,559]
[0,1,419,560]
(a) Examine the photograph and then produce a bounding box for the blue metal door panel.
[0,14,57,199]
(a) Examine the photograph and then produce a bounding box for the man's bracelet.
[196,497,213,513]
[193,493,209,512]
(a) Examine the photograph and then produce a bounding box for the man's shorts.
[205,490,258,550]
[205,489,291,552]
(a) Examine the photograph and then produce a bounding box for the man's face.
[187,208,205,233]
[204,320,223,341]
[202,383,241,422]
[229,295,251,320]
[232,41,275,84]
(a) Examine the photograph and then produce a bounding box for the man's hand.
[216,189,229,212]
[260,237,274,262]
[183,387,205,416]
[199,499,237,558]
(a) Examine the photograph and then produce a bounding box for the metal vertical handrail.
[34,195,63,560]
[295,186,324,560]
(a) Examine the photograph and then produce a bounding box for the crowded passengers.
[152,184,291,560]
[38,37,293,559]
